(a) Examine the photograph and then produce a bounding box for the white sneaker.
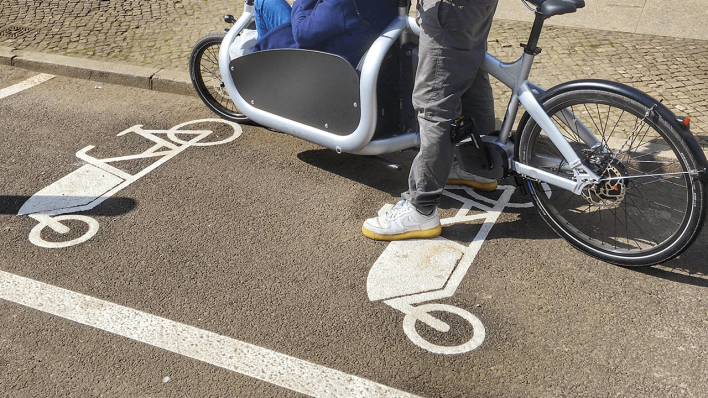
[362,200,441,241]
[447,161,498,191]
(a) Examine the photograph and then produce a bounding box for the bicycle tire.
[517,87,707,266]
[189,33,251,124]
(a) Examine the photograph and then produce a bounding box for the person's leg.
[363,0,498,241]
[254,0,292,38]
[448,69,498,191]
[403,0,498,214]
[461,70,496,136]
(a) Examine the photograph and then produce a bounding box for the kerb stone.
[0,46,16,66]
[151,68,194,96]
[12,50,159,90]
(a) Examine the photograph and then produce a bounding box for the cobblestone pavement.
[488,22,708,146]
[0,0,238,69]
[1,0,706,145]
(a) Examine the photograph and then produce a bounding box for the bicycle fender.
[515,79,708,180]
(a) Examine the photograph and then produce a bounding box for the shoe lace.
[385,200,413,221]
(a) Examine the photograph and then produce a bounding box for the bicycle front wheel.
[518,87,707,266]
[189,33,250,123]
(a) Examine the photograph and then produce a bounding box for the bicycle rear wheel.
[518,88,707,266]
[189,33,250,123]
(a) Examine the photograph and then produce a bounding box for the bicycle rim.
[520,90,704,265]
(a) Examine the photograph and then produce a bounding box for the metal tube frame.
[217,4,600,194]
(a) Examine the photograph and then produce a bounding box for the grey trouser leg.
[402,0,498,215]
[462,70,496,136]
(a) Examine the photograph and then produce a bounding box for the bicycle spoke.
[205,47,219,64]
[623,192,671,243]
[190,35,247,122]
[623,190,686,217]
[604,106,625,146]
[522,90,702,263]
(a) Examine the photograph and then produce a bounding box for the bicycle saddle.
[524,0,585,17]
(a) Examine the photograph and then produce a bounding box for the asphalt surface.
[2,0,708,396]
[2,64,708,396]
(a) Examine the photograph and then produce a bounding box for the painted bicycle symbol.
[367,185,533,355]
[19,119,242,248]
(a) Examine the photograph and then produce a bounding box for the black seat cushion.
[525,0,585,17]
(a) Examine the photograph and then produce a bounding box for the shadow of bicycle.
[0,195,138,216]
[296,148,558,241]
[636,233,708,287]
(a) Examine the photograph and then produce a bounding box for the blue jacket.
[253,0,398,67]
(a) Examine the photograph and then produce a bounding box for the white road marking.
[28,214,100,249]
[402,304,485,355]
[0,270,419,398]
[0,73,55,100]
[19,119,242,248]
[367,238,465,302]
[367,186,531,354]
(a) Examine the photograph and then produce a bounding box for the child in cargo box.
[252,0,398,67]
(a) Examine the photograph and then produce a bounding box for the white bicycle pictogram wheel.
[402,303,486,355]
[28,215,100,249]
[167,118,242,146]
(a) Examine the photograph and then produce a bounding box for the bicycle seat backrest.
[525,0,585,18]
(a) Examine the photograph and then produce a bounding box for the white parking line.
[0,73,55,100]
[0,270,419,398]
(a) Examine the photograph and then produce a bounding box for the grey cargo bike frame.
[218,1,601,196]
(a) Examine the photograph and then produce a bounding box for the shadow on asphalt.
[634,242,708,288]
[297,148,559,241]
[0,196,138,216]
[297,148,415,198]
[298,149,708,287]
[634,266,708,288]
[297,148,537,213]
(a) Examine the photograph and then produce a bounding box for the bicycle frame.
[218,3,602,195]
[219,5,421,155]
[481,52,601,194]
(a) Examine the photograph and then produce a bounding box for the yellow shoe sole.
[446,178,498,192]
[362,224,442,241]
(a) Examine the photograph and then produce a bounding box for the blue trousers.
[254,0,292,38]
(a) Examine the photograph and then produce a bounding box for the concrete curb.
[152,68,195,97]
[0,46,194,96]
[0,46,15,66]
